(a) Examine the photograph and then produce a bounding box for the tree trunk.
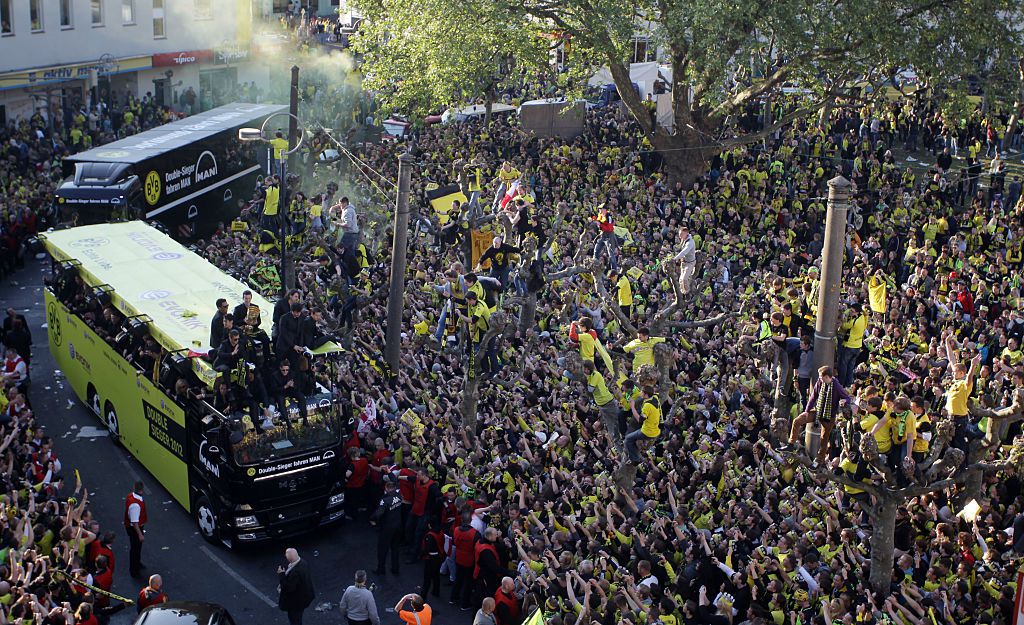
[484,93,494,128]
[869,497,898,595]
[652,130,720,188]
[518,292,538,335]
[460,373,480,439]
[1005,100,1023,146]
[818,96,834,128]
[773,349,793,422]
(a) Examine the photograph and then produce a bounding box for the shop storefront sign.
[0,56,152,91]
[152,50,214,67]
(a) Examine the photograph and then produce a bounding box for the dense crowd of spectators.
[181,81,1024,625]
[7,38,1024,622]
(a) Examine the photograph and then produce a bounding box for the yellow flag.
[868,275,887,314]
[522,609,545,625]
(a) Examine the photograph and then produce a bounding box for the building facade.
[0,0,269,124]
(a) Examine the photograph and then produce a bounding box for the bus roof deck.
[41,221,277,388]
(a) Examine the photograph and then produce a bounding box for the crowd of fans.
[180,81,1024,625]
[6,38,1024,624]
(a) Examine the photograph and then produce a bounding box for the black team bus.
[54,103,286,235]
[42,221,348,546]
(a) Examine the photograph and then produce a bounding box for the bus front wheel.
[194,495,220,544]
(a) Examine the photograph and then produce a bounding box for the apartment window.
[195,0,212,20]
[30,0,43,32]
[60,0,73,28]
[152,0,164,38]
[1,0,13,35]
[121,0,134,24]
[91,0,103,25]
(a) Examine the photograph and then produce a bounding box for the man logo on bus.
[194,151,219,185]
[48,302,63,347]
[144,171,162,206]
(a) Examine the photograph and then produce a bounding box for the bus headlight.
[327,493,345,508]
[234,515,259,528]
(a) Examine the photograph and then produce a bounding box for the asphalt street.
[4,255,473,625]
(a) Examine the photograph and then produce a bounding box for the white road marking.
[200,546,277,607]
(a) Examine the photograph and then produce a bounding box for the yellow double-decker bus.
[42,221,347,546]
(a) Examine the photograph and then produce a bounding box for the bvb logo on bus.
[47,302,62,347]
[144,171,162,206]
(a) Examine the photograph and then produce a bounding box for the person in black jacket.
[232,290,262,333]
[2,307,30,347]
[210,299,229,348]
[277,547,315,625]
[3,317,31,363]
[273,289,302,336]
[370,474,404,576]
[275,303,308,367]
[268,360,308,427]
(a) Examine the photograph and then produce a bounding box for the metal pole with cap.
[384,153,414,375]
[812,176,853,380]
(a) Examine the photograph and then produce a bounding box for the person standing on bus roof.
[274,289,302,332]
[210,298,229,348]
[124,481,147,578]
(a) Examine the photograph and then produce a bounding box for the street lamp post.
[238,111,306,296]
[812,176,853,380]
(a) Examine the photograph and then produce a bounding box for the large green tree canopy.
[352,0,1024,178]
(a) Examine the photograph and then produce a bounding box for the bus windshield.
[229,392,343,466]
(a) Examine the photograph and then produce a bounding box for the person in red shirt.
[87,531,117,576]
[91,555,114,611]
[124,482,147,579]
[449,510,478,610]
[136,574,168,613]
[493,577,521,625]
[956,282,976,319]
[420,519,446,599]
[406,468,440,563]
[473,528,508,606]
[74,601,99,625]
[345,447,370,521]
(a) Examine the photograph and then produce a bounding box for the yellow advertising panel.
[42,222,276,388]
[45,290,190,508]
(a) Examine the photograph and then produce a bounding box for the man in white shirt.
[337,197,360,252]
[672,224,697,294]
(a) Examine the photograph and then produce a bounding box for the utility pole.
[812,176,852,380]
[287,66,300,172]
[281,65,300,292]
[384,152,414,375]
